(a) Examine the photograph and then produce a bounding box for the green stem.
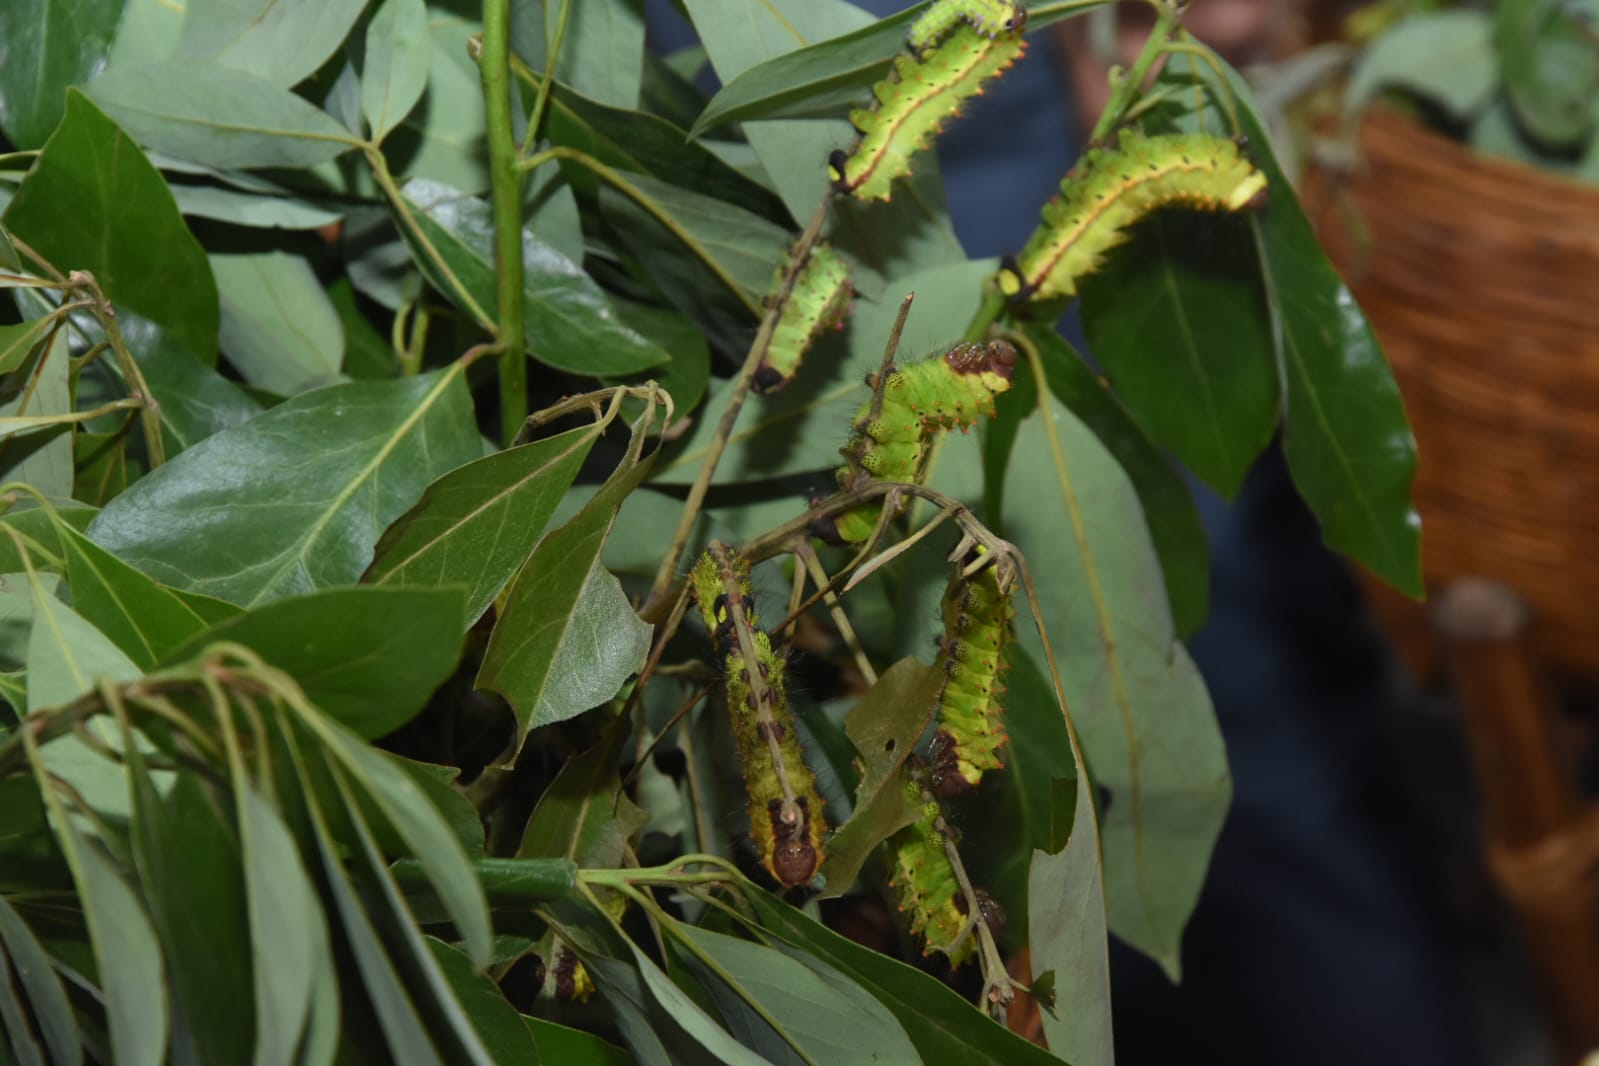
[75,274,166,469]
[1087,0,1180,144]
[480,0,529,445]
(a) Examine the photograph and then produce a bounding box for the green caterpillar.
[907,0,1028,55]
[824,340,1016,544]
[1000,130,1268,301]
[754,242,852,395]
[829,22,1026,203]
[887,767,1004,963]
[928,546,1014,797]
[691,543,828,888]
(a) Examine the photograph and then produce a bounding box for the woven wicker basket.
[1304,109,1599,679]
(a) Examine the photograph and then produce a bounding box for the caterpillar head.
[944,339,1017,380]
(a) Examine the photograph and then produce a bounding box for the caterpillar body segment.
[907,0,1029,55]
[1007,130,1268,301]
[691,544,828,887]
[831,23,1026,203]
[754,243,853,395]
[886,768,1005,963]
[828,340,1017,544]
[928,546,1015,797]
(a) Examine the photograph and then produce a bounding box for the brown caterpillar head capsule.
[772,838,819,887]
[944,339,1018,380]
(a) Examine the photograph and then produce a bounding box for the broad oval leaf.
[426,939,541,1061]
[511,0,644,109]
[159,586,467,739]
[211,250,345,394]
[84,63,363,168]
[362,0,431,143]
[86,368,481,607]
[26,574,140,712]
[476,456,654,736]
[2,91,219,358]
[1168,53,1421,595]
[1345,11,1496,120]
[0,0,124,150]
[674,922,922,1065]
[363,423,600,624]
[1080,209,1278,500]
[517,720,647,867]
[401,178,670,376]
[1004,396,1229,978]
[176,0,366,88]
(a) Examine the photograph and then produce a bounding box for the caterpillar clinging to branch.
[888,766,1004,964]
[1000,130,1268,301]
[928,545,1014,797]
[691,543,828,887]
[907,0,1028,56]
[754,242,852,395]
[824,339,1016,544]
[829,23,1025,203]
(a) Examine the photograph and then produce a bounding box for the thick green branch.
[479,0,529,444]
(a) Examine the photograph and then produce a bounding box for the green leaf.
[1026,740,1112,1066]
[160,586,466,739]
[674,922,921,1065]
[362,0,430,143]
[86,367,481,606]
[427,939,541,1062]
[522,1018,631,1066]
[301,713,493,967]
[378,10,487,194]
[211,250,345,394]
[169,182,344,230]
[25,573,140,711]
[104,0,181,69]
[512,0,645,109]
[1172,53,1422,595]
[1346,11,1497,120]
[55,521,228,669]
[0,0,126,150]
[1025,326,1210,639]
[0,897,80,1066]
[33,767,167,1066]
[742,888,1061,1066]
[477,458,654,735]
[176,0,365,88]
[0,776,69,891]
[2,92,218,359]
[401,178,670,376]
[123,763,253,1066]
[608,302,712,419]
[1497,0,1599,149]
[72,431,128,508]
[84,63,363,169]
[688,7,916,136]
[0,326,73,500]
[1003,395,1227,978]
[363,424,600,623]
[329,277,398,379]
[818,657,943,896]
[518,719,647,868]
[537,80,785,220]
[235,779,322,1066]
[596,171,785,350]
[1080,210,1278,499]
[621,940,766,1066]
[114,313,263,454]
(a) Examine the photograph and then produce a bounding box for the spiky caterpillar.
[928,546,1014,797]
[907,0,1028,55]
[690,543,828,887]
[887,768,1004,964]
[999,130,1268,301]
[826,340,1016,544]
[754,243,852,395]
[829,23,1025,202]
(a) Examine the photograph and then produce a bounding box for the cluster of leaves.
[1345,0,1599,175]
[0,0,1419,1063]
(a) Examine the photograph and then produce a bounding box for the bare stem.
[479,0,529,444]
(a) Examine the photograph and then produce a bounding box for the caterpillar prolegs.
[829,23,1025,202]
[888,766,1005,964]
[691,543,828,887]
[825,340,1016,544]
[928,546,1015,797]
[1000,130,1268,301]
